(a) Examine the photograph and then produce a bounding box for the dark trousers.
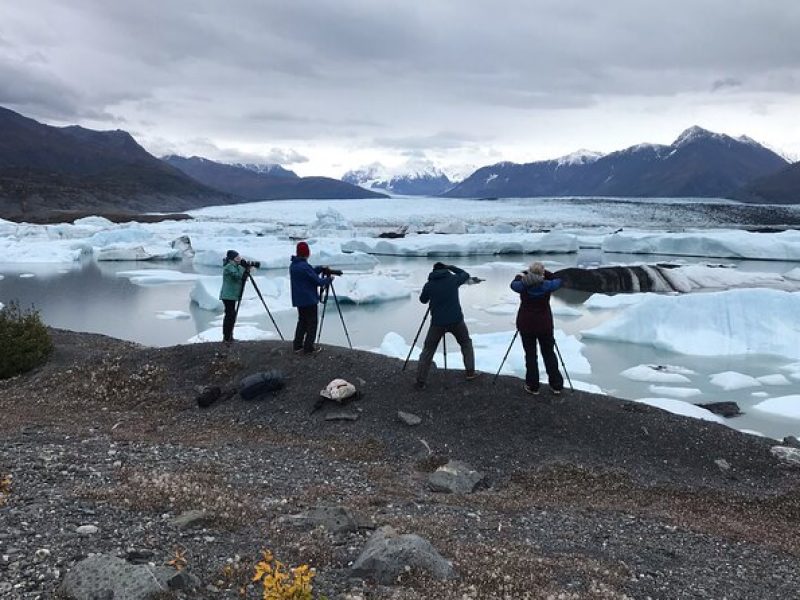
[293,304,318,352]
[222,299,237,342]
[416,320,475,384]
[520,331,563,391]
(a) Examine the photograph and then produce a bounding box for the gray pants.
[416,320,475,384]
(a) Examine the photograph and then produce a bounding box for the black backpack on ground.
[239,369,285,400]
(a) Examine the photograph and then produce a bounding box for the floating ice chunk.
[73,216,115,228]
[786,268,800,281]
[751,392,770,398]
[88,227,153,247]
[187,325,275,343]
[584,294,652,310]
[156,310,191,320]
[661,264,797,292]
[603,229,800,261]
[0,239,87,263]
[482,303,518,315]
[329,275,410,304]
[19,273,35,278]
[583,289,800,359]
[433,219,468,235]
[96,245,182,261]
[341,232,578,257]
[709,371,762,391]
[190,276,225,311]
[757,374,792,386]
[647,385,702,398]
[117,270,201,286]
[310,207,354,236]
[752,395,800,419]
[620,365,693,384]
[552,305,582,317]
[631,398,727,424]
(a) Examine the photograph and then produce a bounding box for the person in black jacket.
[415,262,477,389]
[510,261,564,395]
[289,241,333,354]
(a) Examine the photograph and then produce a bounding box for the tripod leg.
[330,282,353,350]
[443,334,447,372]
[316,286,330,345]
[247,275,285,341]
[554,338,574,392]
[493,330,519,385]
[403,306,430,371]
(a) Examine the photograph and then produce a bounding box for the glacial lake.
[2,248,799,440]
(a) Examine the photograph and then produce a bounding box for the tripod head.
[321,266,344,276]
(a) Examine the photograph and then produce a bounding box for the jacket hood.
[428,268,450,281]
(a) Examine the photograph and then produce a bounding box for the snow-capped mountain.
[445,127,788,200]
[342,160,452,195]
[233,163,298,178]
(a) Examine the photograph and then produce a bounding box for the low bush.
[0,301,53,379]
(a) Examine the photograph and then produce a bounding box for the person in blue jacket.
[219,249,249,343]
[510,261,564,395]
[289,241,332,354]
[415,262,477,389]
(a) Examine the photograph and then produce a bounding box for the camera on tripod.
[240,258,261,269]
[322,266,343,276]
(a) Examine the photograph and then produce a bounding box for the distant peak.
[673,125,717,146]
[555,149,604,166]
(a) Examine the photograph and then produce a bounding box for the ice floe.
[647,385,702,398]
[620,365,693,384]
[631,398,727,424]
[709,371,761,391]
[752,395,800,419]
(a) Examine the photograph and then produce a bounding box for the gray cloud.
[1,0,799,170]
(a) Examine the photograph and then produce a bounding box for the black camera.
[240,259,261,269]
[322,266,343,276]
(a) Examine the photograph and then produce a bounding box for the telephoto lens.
[241,259,261,269]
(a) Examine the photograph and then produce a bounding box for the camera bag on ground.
[196,386,237,408]
[239,369,285,400]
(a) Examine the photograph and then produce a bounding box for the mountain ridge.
[445,126,791,201]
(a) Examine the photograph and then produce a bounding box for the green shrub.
[0,301,53,379]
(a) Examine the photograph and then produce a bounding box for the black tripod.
[316,280,352,349]
[401,306,449,374]
[235,270,285,341]
[492,330,573,392]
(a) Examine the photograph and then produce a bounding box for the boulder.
[59,554,185,600]
[169,509,209,529]
[397,411,422,426]
[324,410,361,422]
[351,526,454,584]
[695,401,742,418]
[428,460,485,494]
[285,506,360,534]
[783,436,800,449]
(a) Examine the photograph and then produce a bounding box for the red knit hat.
[296,241,310,257]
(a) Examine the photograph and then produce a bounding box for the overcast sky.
[2,0,799,177]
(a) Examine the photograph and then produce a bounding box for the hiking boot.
[524,384,539,395]
[465,371,479,381]
[304,345,323,355]
[551,388,562,395]
[414,381,426,391]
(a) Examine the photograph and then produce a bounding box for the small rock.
[35,548,51,561]
[167,570,200,590]
[324,410,361,422]
[397,411,422,426]
[286,506,360,534]
[169,510,209,529]
[76,525,98,536]
[428,460,485,494]
[783,436,800,449]
[771,446,800,466]
[714,459,730,471]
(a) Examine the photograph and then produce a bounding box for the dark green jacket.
[419,265,470,326]
[219,261,246,301]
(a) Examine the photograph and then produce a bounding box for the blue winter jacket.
[419,265,470,326]
[289,256,331,308]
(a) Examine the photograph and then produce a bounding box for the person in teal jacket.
[219,250,248,343]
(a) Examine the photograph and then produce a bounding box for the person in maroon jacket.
[510,261,564,395]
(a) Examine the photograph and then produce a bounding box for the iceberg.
[584,289,800,360]
[603,229,800,261]
[647,385,702,399]
[752,395,800,419]
[620,364,694,384]
[117,270,201,286]
[96,245,182,261]
[632,398,727,424]
[709,371,761,391]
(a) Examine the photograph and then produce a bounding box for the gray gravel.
[1,329,799,599]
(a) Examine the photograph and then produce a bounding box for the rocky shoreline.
[1,329,799,599]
